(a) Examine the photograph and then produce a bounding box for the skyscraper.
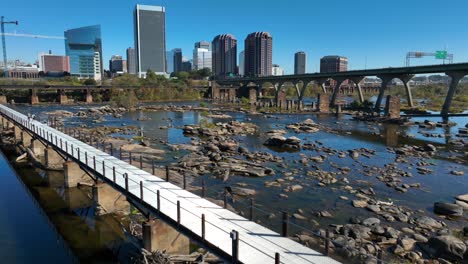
[109,55,124,73]
[126,47,136,74]
[244,32,272,77]
[166,49,174,74]
[272,64,284,76]
[320,56,348,73]
[134,4,166,77]
[193,41,211,71]
[294,51,306,75]
[320,56,348,87]
[173,48,182,73]
[194,41,210,50]
[239,50,245,76]
[212,34,237,77]
[64,25,103,80]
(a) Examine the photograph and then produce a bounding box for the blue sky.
[3,0,468,73]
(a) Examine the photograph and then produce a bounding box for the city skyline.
[3,0,468,74]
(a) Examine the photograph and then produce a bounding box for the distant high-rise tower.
[173,48,183,73]
[320,55,348,73]
[109,55,124,73]
[64,25,103,80]
[126,47,136,74]
[320,55,348,87]
[239,50,245,76]
[244,32,272,77]
[193,41,211,71]
[212,34,237,77]
[294,51,306,75]
[272,64,284,76]
[194,41,210,50]
[134,4,166,77]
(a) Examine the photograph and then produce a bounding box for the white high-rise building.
[272,64,284,76]
[93,52,102,81]
[193,48,212,71]
[239,50,244,76]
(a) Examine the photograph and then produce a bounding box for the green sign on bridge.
[435,50,448,59]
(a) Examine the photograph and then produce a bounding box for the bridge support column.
[399,74,415,108]
[30,89,39,105]
[317,93,330,113]
[21,131,33,148]
[350,77,364,103]
[64,160,93,188]
[375,76,393,112]
[31,139,46,157]
[45,146,65,170]
[249,87,257,104]
[58,89,68,104]
[274,82,284,107]
[384,95,400,119]
[92,183,129,215]
[0,95,6,104]
[14,126,22,142]
[330,79,344,106]
[441,72,466,116]
[86,89,93,104]
[143,218,190,255]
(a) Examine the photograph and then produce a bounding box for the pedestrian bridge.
[0,104,341,264]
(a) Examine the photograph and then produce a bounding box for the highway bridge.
[215,63,468,115]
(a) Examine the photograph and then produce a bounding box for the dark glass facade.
[64,25,103,79]
[212,34,237,77]
[134,5,166,76]
[294,51,306,75]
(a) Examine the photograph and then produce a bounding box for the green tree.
[83,78,97,85]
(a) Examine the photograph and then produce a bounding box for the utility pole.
[1,16,19,78]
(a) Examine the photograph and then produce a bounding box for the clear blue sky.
[3,0,468,73]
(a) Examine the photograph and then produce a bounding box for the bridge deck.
[0,104,341,264]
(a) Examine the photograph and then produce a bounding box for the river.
[3,101,468,262]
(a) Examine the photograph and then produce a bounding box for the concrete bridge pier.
[400,74,415,108]
[274,82,284,107]
[317,93,330,113]
[30,89,39,105]
[64,160,94,188]
[441,71,467,116]
[30,139,46,157]
[330,78,345,106]
[92,183,130,215]
[375,76,393,112]
[58,89,68,104]
[14,126,22,143]
[249,87,257,104]
[21,131,33,148]
[142,218,190,255]
[86,89,93,104]
[45,146,65,170]
[350,77,364,103]
[0,95,6,104]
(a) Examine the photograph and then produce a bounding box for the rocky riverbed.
[13,102,468,263]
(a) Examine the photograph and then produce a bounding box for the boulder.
[434,202,463,216]
[427,235,466,260]
[456,194,468,203]
[398,237,417,251]
[362,217,380,227]
[414,216,443,230]
[352,200,368,208]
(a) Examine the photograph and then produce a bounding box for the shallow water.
[11,101,468,255]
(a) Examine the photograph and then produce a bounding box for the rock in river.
[427,235,467,260]
[433,202,463,216]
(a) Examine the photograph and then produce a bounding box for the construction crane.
[0,32,65,40]
[1,16,18,78]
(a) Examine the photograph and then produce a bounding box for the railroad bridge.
[214,63,468,115]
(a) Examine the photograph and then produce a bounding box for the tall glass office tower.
[64,25,103,80]
[134,4,166,77]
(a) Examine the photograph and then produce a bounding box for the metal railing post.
[230,230,239,264]
[282,212,289,237]
[325,229,330,256]
[183,174,186,189]
[250,198,254,221]
[201,214,206,241]
[139,155,143,169]
[151,160,155,175]
[177,200,180,228]
[102,161,105,177]
[113,167,116,183]
[275,253,280,264]
[129,151,132,164]
[157,190,160,211]
[125,173,128,191]
[165,166,169,182]
[140,181,143,200]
